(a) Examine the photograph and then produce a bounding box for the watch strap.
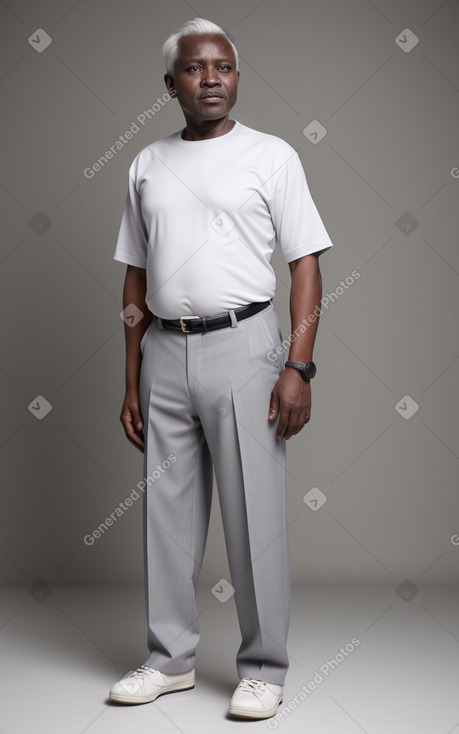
[285,360,316,380]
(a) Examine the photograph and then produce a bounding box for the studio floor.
[0,584,457,733]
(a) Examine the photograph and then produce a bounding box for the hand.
[120,390,145,453]
[268,368,311,440]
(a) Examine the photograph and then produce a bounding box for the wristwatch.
[284,360,317,381]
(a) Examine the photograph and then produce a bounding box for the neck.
[181,117,236,141]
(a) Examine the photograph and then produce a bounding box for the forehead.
[176,33,235,63]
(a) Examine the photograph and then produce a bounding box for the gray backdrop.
[1,0,458,594]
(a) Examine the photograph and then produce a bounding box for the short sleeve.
[270,149,333,262]
[113,173,148,268]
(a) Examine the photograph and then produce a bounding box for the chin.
[200,110,229,119]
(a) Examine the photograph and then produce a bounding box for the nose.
[201,66,221,86]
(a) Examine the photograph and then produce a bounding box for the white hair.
[162,18,239,75]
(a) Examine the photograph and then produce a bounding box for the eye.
[187,66,201,72]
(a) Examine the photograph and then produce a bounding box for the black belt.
[153,300,271,334]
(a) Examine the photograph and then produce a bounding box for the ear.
[164,73,176,97]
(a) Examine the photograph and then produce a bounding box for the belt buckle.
[179,315,200,333]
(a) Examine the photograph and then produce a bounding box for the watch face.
[304,362,316,379]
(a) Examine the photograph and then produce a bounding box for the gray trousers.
[138,301,290,685]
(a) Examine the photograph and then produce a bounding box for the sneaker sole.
[109,680,195,704]
[228,698,283,719]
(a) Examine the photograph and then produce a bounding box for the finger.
[286,409,311,438]
[276,409,290,440]
[121,414,145,452]
[130,408,144,433]
[128,434,145,453]
[125,424,145,452]
[286,408,308,439]
[283,408,300,439]
[268,390,279,421]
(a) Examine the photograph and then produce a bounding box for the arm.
[119,264,153,453]
[268,253,322,440]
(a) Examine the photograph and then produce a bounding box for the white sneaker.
[228,676,284,719]
[109,664,195,704]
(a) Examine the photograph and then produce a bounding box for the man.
[109,18,333,720]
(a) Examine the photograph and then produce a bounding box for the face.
[165,34,240,125]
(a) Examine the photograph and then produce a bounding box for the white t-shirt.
[114,120,333,319]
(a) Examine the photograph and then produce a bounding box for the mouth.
[200,93,225,100]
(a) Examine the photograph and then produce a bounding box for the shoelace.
[127,664,156,679]
[237,677,268,694]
